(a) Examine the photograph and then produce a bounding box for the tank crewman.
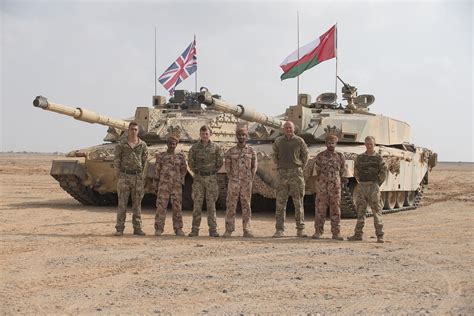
[154,128,188,237]
[272,121,309,238]
[223,125,257,238]
[348,136,388,243]
[113,121,148,236]
[187,125,224,237]
[312,134,346,240]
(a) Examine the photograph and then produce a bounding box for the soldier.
[113,121,148,236]
[223,125,257,238]
[312,134,346,240]
[187,125,224,237]
[272,121,309,238]
[154,128,188,237]
[348,136,388,243]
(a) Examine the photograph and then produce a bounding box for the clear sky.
[1,0,472,162]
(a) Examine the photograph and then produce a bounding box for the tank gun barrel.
[33,96,130,131]
[197,91,283,130]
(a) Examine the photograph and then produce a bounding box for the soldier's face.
[365,139,375,152]
[236,131,248,144]
[128,125,139,137]
[200,130,211,142]
[283,123,294,137]
[326,140,337,151]
[167,139,177,150]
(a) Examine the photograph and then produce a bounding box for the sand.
[0,154,472,314]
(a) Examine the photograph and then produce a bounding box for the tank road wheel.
[396,191,406,208]
[384,191,397,210]
[405,191,416,207]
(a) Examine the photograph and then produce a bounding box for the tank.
[196,81,437,217]
[32,90,243,209]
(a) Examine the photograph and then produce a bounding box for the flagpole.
[296,11,300,102]
[335,23,338,98]
[194,34,197,93]
[154,26,157,96]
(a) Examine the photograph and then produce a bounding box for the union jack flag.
[158,40,197,95]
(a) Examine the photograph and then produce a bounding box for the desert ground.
[0,153,472,314]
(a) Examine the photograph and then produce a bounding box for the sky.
[1,0,472,162]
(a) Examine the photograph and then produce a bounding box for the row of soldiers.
[113,121,387,243]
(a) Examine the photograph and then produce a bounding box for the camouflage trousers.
[275,168,305,231]
[191,174,218,232]
[225,179,252,232]
[154,184,183,232]
[353,182,384,237]
[315,188,341,235]
[116,173,144,231]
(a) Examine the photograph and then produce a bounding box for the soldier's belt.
[121,169,142,175]
[197,171,217,176]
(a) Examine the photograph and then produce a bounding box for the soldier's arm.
[155,153,162,178]
[339,153,346,178]
[224,149,232,174]
[141,143,148,171]
[314,155,322,179]
[113,144,122,178]
[300,139,309,168]
[215,145,224,170]
[378,156,388,185]
[272,140,279,165]
[188,145,197,173]
[354,156,360,182]
[180,154,188,185]
[251,148,257,179]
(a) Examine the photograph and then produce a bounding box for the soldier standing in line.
[154,128,188,237]
[222,125,257,238]
[113,121,148,236]
[187,125,224,237]
[312,134,346,240]
[348,136,388,243]
[272,121,309,238]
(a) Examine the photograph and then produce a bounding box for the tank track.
[54,174,117,206]
[340,183,425,218]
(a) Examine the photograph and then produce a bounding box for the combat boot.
[154,229,163,236]
[347,234,363,241]
[377,236,385,243]
[188,229,199,237]
[133,228,146,236]
[222,230,233,238]
[311,232,322,239]
[209,230,220,237]
[272,230,285,238]
[332,233,344,241]
[114,230,123,236]
[243,230,254,238]
[175,229,185,237]
[297,229,307,238]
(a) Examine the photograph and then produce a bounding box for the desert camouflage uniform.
[353,152,387,237]
[314,149,346,235]
[154,151,188,233]
[114,139,148,232]
[272,135,309,231]
[224,144,257,233]
[188,141,224,233]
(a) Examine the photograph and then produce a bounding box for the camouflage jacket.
[114,139,148,175]
[225,144,257,183]
[272,135,308,169]
[155,151,188,187]
[188,140,224,174]
[314,149,346,187]
[354,152,387,185]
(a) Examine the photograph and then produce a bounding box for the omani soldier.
[312,134,346,240]
[223,125,257,238]
[188,125,224,237]
[272,121,309,238]
[348,136,388,243]
[154,129,188,236]
[113,121,148,236]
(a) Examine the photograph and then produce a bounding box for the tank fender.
[51,159,86,181]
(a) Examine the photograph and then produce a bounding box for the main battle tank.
[32,90,244,209]
[196,81,437,217]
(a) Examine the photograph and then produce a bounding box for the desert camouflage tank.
[196,80,437,217]
[32,90,245,209]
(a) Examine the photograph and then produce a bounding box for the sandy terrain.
[0,154,473,314]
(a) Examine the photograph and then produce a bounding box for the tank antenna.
[154,26,157,97]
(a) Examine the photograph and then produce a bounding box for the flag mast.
[296,11,300,102]
[335,23,338,98]
[154,26,157,96]
[194,34,197,93]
